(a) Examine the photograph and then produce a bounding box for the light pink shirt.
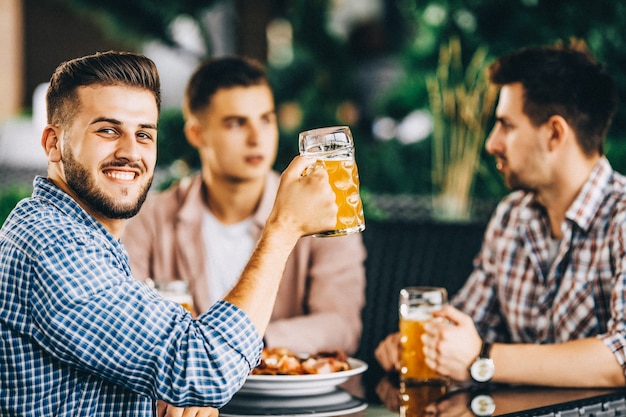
[122,171,367,355]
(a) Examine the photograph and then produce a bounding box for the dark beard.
[63,146,152,219]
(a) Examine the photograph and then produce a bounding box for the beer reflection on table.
[375,373,450,417]
[374,374,497,417]
[373,373,623,417]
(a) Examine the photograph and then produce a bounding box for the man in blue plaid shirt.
[0,51,337,416]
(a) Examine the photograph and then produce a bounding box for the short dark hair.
[47,51,161,126]
[488,40,617,155]
[183,56,269,119]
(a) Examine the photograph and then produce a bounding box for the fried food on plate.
[252,347,351,375]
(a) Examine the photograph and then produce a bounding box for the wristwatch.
[469,341,495,383]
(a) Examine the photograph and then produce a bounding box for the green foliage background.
[5,0,626,223]
[142,0,626,200]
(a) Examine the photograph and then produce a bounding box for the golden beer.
[324,158,365,233]
[399,287,448,384]
[400,316,440,382]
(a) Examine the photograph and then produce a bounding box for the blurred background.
[3,0,626,224]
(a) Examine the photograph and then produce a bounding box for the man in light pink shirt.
[122,56,366,355]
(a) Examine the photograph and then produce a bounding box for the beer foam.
[401,307,433,321]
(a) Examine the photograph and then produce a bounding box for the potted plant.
[427,37,498,221]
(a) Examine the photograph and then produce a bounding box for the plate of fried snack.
[239,348,368,396]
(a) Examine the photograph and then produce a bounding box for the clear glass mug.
[298,126,365,237]
[399,286,448,384]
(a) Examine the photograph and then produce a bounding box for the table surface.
[222,367,626,417]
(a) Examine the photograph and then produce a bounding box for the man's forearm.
[492,338,625,387]
[223,223,300,335]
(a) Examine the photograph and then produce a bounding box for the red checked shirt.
[452,157,626,375]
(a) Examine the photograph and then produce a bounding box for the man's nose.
[484,128,499,155]
[115,134,141,162]
[247,124,261,146]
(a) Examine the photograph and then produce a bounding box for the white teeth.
[105,171,135,181]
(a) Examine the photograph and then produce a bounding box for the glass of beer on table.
[399,286,448,384]
[298,126,365,237]
[153,279,196,317]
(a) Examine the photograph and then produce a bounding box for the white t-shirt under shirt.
[201,208,255,305]
[546,235,562,271]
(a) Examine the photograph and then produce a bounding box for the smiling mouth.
[104,170,137,181]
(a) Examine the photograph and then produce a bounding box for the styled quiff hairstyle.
[488,40,618,155]
[46,50,161,126]
[183,56,269,120]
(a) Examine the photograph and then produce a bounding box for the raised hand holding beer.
[298,126,365,237]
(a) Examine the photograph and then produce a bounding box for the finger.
[300,160,324,177]
[181,407,195,417]
[281,156,317,181]
[376,333,401,372]
[375,343,393,371]
[375,338,389,369]
[184,407,219,417]
[156,401,167,417]
[390,333,401,370]
[164,405,183,417]
[432,305,468,325]
[424,346,438,373]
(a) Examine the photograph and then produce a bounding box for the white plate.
[238,358,368,396]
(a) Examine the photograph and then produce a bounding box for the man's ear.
[545,115,569,152]
[184,118,203,150]
[41,125,62,162]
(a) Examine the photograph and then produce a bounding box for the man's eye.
[137,132,154,142]
[99,127,117,135]
[226,119,245,128]
[496,120,511,131]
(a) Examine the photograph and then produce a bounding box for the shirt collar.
[565,156,613,232]
[517,157,613,233]
[32,175,118,241]
[176,172,278,232]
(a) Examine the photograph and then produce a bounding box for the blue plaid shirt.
[0,177,263,416]
[453,157,626,377]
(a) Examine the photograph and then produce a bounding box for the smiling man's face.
[58,84,158,220]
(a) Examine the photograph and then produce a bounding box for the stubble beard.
[505,171,535,194]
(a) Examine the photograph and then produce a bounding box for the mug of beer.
[399,286,448,384]
[298,126,365,237]
[156,280,196,317]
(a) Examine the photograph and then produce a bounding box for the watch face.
[470,358,495,383]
